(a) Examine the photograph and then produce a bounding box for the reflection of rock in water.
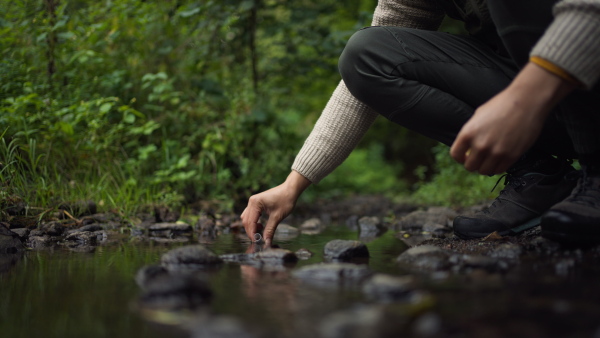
[0,252,23,274]
[138,273,212,311]
[0,222,24,254]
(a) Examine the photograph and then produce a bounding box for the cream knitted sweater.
[291,0,600,184]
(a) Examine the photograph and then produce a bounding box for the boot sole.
[454,216,541,239]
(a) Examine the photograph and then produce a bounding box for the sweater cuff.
[530,7,600,89]
[291,143,334,184]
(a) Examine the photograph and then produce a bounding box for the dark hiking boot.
[453,159,578,239]
[541,166,600,244]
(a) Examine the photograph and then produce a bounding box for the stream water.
[2,224,600,338]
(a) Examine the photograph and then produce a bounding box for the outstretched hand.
[450,62,577,175]
[241,171,311,246]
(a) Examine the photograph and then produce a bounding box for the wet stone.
[64,231,98,246]
[161,245,223,269]
[300,218,322,230]
[324,239,369,261]
[10,228,30,240]
[490,243,523,260]
[362,274,416,302]
[41,222,66,236]
[67,224,104,234]
[0,223,24,254]
[358,216,384,234]
[345,215,359,231]
[319,305,397,338]
[254,248,298,264]
[148,222,192,232]
[27,235,54,249]
[274,224,299,240]
[292,263,373,285]
[396,245,452,271]
[295,248,314,260]
[450,254,509,273]
[138,274,212,311]
[396,207,456,231]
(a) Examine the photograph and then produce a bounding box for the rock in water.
[358,216,384,234]
[138,274,212,311]
[161,245,223,269]
[254,248,298,264]
[292,263,373,285]
[324,239,369,260]
[0,223,24,254]
[396,245,452,271]
[362,274,416,302]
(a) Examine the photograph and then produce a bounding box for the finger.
[477,157,502,176]
[464,148,487,173]
[247,222,263,241]
[262,215,280,245]
[450,135,471,164]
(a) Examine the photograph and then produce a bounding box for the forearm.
[283,170,311,199]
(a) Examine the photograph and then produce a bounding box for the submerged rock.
[138,274,212,311]
[324,239,369,261]
[292,263,373,285]
[295,248,314,260]
[358,216,384,234]
[319,305,400,338]
[0,223,24,254]
[254,248,298,264]
[396,245,452,271]
[362,274,416,302]
[220,249,298,268]
[161,245,223,269]
[190,315,255,338]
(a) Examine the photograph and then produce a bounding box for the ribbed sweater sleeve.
[291,0,444,183]
[531,0,600,89]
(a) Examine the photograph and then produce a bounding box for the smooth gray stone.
[324,239,369,260]
[161,245,223,268]
[396,245,451,271]
[362,274,416,302]
[148,222,192,232]
[293,263,373,285]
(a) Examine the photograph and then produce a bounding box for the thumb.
[450,135,470,164]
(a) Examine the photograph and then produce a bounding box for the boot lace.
[569,171,600,207]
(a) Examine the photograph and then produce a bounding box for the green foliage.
[412,144,497,206]
[0,0,475,216]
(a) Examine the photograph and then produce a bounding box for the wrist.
[506,62,577,117]
[283,171,311,199]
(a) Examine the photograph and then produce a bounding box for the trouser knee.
[338,27,396,106]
